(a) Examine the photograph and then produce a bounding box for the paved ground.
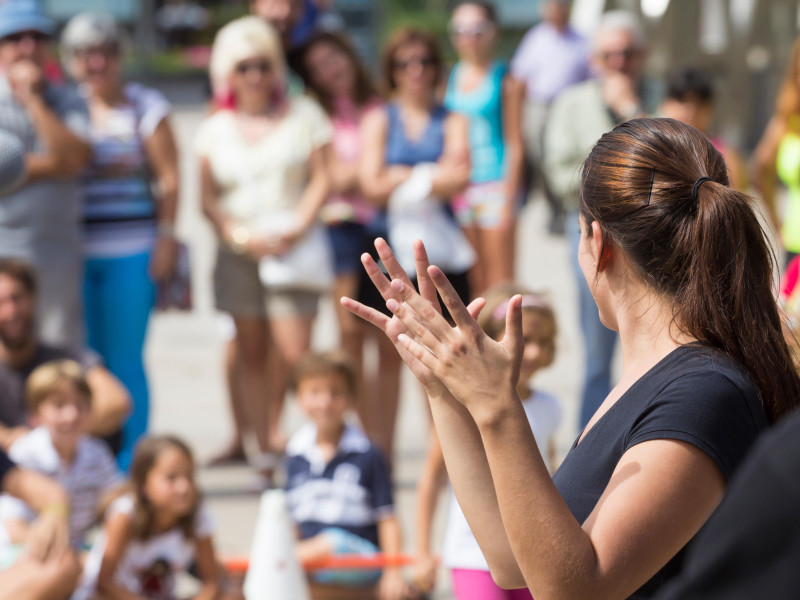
[146,92,600,598]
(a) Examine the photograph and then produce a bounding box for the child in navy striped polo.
[285,350,408,599]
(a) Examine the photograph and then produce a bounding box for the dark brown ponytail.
[580,117,800,422]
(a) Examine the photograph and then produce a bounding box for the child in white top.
[413,283,562,599]
[76,436,224,600]
[0,360,124,551]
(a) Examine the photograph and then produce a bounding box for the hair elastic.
[692,177,712,201]
[646,165,656,205]
[492,294,552,321]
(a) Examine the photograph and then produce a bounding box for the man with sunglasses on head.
[544,10,649,434]
[0,0,91,351]
[510,0,591,235]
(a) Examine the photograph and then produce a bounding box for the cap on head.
[61,12,121,59]
[0,0,55,41]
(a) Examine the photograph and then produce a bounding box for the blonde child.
[286,350,407,600]
[413,283,562,599]
[0,360,125,551]
[77,436,224,600]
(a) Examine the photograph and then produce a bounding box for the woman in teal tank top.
[444,2,525,294]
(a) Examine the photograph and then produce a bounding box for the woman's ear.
[591,220,613,272]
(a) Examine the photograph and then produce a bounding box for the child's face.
[513,311,555,384]
[296,373,352,432]
[36,385,90,447]
[143,447,197,519]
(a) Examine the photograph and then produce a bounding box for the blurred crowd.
[0,0,799,599]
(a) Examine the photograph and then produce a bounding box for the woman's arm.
[358,108,411,206]
[293,144,331,234]
[199,156,230,242]
[376,516,407,600]
[96,511,149,600]
[431,112,470,199]
[143,117,180,281]
[341,239,525,587]
[192,536,222,600]
[412,431,447,593]
[501,75,526,215]
[752,115,785,230]
[386,262,728,598]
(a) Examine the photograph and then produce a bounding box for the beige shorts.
[213,247,320,320]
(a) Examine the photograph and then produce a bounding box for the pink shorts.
[451,569,534,600]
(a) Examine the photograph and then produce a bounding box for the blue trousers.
[84,252,155,471]
[568,215,618,429]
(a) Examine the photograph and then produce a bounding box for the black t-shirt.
[0,448,15,489]
[552,344,769,599]
[0,344,102,427]
[656,408,800,600]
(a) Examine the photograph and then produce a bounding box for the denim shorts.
[327,222,373,276]
[311,527,382,586]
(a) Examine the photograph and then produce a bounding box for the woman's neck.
[395,89,434,113]
[461,54,493,70]
[237,95,278,117]
[332,94,358,119]
[90,83,125,107]
[614,285,692,379]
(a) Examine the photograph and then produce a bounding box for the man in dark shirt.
[0,259,130,451]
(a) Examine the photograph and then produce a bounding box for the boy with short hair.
[285,350,407,600]
[0,359,124,550]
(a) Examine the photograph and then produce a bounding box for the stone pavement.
[146,94,594,598]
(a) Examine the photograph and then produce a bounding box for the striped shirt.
[0,427,123,549]
[81,82,170,257]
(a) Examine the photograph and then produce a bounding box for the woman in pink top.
[296,32,404,458]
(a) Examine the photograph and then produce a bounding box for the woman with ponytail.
[344,117,800,599]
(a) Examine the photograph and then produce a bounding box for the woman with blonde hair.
[197,16,332,485]
[753,36,800,264]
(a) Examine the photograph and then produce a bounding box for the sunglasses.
[235,59,273,75]
[2,31,49,44]
[601,48,638,61]
[393,56,436,71]
[74,44,120,59]
[449,22,493,38]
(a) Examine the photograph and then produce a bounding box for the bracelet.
[228,224,251,255]
[158,222,177,239]
[41,502,69,517]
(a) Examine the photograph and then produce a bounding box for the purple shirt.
[510,22,592,104]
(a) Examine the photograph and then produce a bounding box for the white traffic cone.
[243,489,311,600]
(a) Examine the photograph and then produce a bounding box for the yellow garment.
[777,131,800,253]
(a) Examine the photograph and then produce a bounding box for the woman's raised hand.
[342,239,477,398]
[387,258,525,422]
